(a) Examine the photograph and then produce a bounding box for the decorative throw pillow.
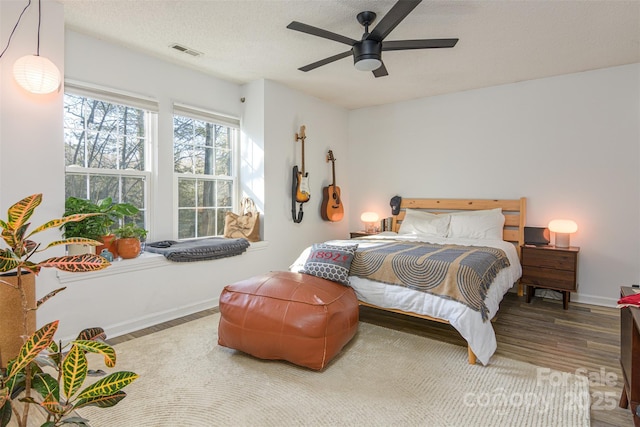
[300,243,358,285]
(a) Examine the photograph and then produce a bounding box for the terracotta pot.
[96,234,118,258]
[117,238,141,259]
[0,271,36,368]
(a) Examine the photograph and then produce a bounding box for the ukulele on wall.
[321,150,344,222]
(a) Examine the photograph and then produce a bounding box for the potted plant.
[0,194,137,427]
[113,223,148,259]
[63,197,139,257]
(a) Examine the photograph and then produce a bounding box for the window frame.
[63,81,158,238]
[172,103,240,239]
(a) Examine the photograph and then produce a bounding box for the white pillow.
[398,209,450,237]
[447,208,505,240]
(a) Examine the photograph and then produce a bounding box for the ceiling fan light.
[13,54,61,94]
[353,39,382,72]
[355,58,382,72]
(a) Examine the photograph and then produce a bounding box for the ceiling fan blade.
[382,38,459,51]
[287,21,358,46]
[367,0,422,42]
[298,50,353,72]
[372,62,389,78]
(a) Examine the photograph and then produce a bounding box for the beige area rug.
[78,314,589,427]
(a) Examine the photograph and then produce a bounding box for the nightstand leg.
[563,291,569,310]
[526,285,533,303]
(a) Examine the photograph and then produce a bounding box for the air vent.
[169,43,203,57]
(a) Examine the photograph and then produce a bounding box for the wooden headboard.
[391,197,527,258]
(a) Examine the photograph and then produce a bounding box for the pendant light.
[11,0,61,94]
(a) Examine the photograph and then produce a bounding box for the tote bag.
[224,198,260,242]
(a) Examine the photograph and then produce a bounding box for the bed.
[290,197,526,366]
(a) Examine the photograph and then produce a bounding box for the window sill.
[57,240,269,283]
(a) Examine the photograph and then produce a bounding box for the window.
[63,84,156,231]
[173,104,239,239]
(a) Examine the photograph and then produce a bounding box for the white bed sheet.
[290,233,522,365]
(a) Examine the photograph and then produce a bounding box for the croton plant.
[0,194,138,427]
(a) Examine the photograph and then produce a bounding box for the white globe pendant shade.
[13,54,61,94]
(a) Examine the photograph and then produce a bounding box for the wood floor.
[359,292,632,427]
[110,292,632,426]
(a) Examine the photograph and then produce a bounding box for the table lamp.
[548,219,578,248]
[361,212,379,234]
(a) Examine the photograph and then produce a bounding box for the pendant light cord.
[0,0,34,59]
[37,0,41,56]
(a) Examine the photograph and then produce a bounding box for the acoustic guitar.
[321,150,344,222]
[295,125,310,203]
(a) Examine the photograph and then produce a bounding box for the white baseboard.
[571,293,617,308]
[59,297,220,343]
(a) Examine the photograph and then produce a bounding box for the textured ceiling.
[59,0,640,110]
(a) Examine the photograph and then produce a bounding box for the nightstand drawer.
[521,248,577,271]
[521,266,577,291]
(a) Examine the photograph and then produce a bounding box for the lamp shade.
[361,212,379,233]
[360,212,379,223]
[548,219,577,248]
[548,219,578,234]
[13,55,61,94]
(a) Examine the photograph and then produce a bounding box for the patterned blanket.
[350,242,510,321]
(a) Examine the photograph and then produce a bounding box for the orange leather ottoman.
[218,271,359,370]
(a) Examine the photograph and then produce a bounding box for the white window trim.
[173,102,239,129]
[64,84,157,240]
[66,80,159,112]
[172,103,240,239]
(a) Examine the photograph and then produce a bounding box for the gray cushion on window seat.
[146,237,250,262]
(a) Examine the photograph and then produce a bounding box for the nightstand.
[520,245,579,310]
[350,231,378,238]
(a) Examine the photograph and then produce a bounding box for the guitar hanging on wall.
[321,150,344,222]
[292,125,310,223]
[295,125,310,203]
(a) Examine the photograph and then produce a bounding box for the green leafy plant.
[62,197,139,241]
[0,194,137,427]
[113,223,147,240]
[3,322,138,427]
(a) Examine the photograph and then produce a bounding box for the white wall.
[348,64,640,306]
[261,79,350,261]
[0,0,65,244]
[0,0,67,334]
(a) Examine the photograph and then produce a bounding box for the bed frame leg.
[517,280,523,297]
[467,346,477,365]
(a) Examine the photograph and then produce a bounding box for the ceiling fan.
[286,0,458,77]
